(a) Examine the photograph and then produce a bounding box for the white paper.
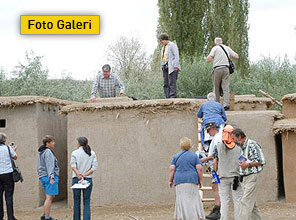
[71,180,90,189]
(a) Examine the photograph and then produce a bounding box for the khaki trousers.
[213,67,230,107]
[218,177,243,220]
[239,172,262,220]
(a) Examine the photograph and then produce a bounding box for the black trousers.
[0,172,15,220]
[163,68,178,98]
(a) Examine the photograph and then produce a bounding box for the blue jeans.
[72,177,93,220]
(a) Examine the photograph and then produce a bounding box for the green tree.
[11,50,49,96]
[157,0,250,76]
[157,0,209,58]
[0,68,9,96]
[205,0,250,77]
[230,0,250,77]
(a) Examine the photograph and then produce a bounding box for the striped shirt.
[240,138,266,176]
[0,144,16,174]
[91,73,125,98]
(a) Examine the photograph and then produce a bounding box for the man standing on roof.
[159,33,181,98]
[206,37,239,111]
[90,64,125,100]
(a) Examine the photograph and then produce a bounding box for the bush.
[121,70,164,100]
[177,57,213,98]
[1,52,295,104]
[230,57,296,102]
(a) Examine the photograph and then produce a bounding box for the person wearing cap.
[197,92,227,151]
[201,121,222,220]
[213,125,243,220]
[90,64,125,100]
[206,37,239,111]
[231,128,265,220]
[159,33,181,98]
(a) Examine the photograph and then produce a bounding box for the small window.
[0,119,6,128]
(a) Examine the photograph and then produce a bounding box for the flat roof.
[0,96,75,108]
[273,118,296,135]
[282,93,296,103]
[60,98,202,114]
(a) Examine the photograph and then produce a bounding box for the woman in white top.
[0,133,17,220]
[71,137,98,220]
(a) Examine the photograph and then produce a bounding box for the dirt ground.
[13,200,296,220]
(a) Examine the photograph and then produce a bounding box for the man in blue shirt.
[197,92,227,151]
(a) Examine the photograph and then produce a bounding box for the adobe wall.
[36,103,68,205]
[282,93,296,118]
[84,97,133,103]
[0,98,68,210]
[220,95,274,111]
[282,101,295,118]
[233,102,271,111]
[66,107,199,207]
[0,105,40,209]
[273,96,296,203]
[281,132,296,203]
[227,110,279,202]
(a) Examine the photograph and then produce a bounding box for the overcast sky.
[0,0,295,80]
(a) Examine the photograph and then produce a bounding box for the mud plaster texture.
[64,99,201,207]
[0,97,68,210]
[273,93,296,203]
[280,131,296,203]
[282,93,296,118]
[219,94,274,111]
[64,98,279,207]
[0,96,282,210]
[226,110,279,202]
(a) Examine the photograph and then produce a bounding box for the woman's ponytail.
[83,145,91,156]
[77,137,91,156]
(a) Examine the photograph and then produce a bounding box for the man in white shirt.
[206,37,239,111]
[200,122,222,220]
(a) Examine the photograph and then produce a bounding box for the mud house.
[61,99,201,206]
[61,95,280,207]
[273,93,296,203]
[0,94,285,209]
[232,94,274,111]
[0,96,70,209]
